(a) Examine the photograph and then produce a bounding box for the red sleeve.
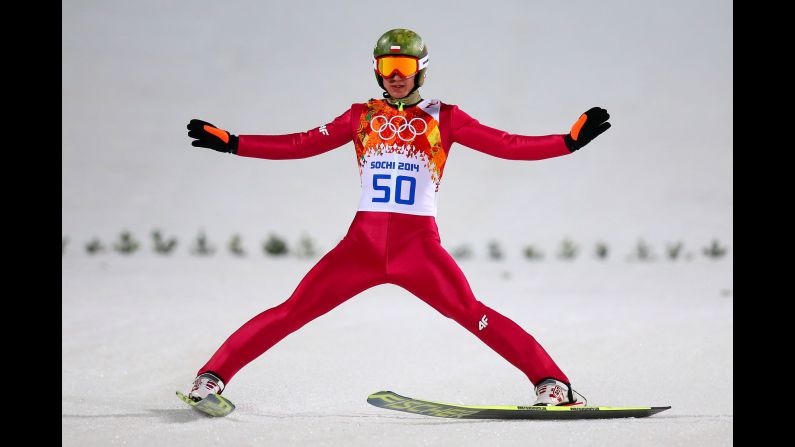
[236,104,362,160]
[444,104,572,160]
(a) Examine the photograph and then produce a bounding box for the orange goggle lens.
[376,56,419,78]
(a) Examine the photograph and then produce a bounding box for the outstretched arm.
[187,105,361,160]
[448,105,610,160]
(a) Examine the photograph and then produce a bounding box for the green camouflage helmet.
[372,29,429,93]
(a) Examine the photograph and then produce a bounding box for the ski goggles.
[373,55,429,78]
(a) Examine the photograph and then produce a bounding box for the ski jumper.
[198,99,573,386]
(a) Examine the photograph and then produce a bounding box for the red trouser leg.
[197,211,569,387]
[384,213,570,385]
[197,234,385,383]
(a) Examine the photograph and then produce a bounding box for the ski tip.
[368,390,396,397]
[367,390,399,401]
[176,391,236,416]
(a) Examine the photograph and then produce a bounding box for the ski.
[367,390,670,420]
[176,391,236,417]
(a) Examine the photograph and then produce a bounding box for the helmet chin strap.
[382,89,423,108]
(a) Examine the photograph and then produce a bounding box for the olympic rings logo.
[370,115,428,142]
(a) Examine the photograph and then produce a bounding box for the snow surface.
[62,0,732,250]
[62,253,732,446]
[62,0,732,444]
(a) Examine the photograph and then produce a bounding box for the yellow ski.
[367,390,670,420]
[176,391,235,417]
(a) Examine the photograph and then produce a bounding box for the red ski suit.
[199,99,572,386]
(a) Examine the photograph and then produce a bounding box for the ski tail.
[176,391,236,417]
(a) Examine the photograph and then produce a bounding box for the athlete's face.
[383,73,415,99]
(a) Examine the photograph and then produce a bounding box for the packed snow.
[62,252,732,446]
[62,0,732,445]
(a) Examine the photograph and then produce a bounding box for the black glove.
[187,119,239,154]
[563,107,611,152]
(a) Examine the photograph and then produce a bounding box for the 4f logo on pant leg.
[478,314,488,331]
[319,125,329,136]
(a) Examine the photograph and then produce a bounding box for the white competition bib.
[354,99,446,216]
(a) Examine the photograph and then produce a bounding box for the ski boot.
[188,372,225,402]
[533,378,587,406]
[176,371,235,417]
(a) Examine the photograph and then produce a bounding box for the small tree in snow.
[558,239,578,260]
[487,240,504,260]
[666,242,684,260]
[595,242,609,260]
[191,232,215,256]
[294,234,317,258]
[449,244,473,260]
[114,231,140,255]
[703,239,727,259]
[263,234,288,256]
[229,234,246,257]
[632,239,654,261]
[85,238,105,255]
[522,245,544,261]
[152,230,177,255]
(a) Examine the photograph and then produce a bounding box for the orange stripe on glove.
[569,114,588,141]
[204,125,230,144]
